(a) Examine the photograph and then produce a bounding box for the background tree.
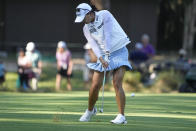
[90,0,110,10]
[157,0,185,51]
[157,0,195,55]
[183,0,196,56]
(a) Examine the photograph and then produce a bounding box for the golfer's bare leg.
[113,66,126,115]
[88,71,103,111]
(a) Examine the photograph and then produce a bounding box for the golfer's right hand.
[100,57,109,69]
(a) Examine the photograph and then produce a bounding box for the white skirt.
[87,47,132,72]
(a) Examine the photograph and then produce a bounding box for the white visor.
[75,14,86,23]
[75,8,91,23]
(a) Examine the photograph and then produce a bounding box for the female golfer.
[75,3,132,124]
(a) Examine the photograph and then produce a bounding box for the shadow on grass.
[0,113,196,131]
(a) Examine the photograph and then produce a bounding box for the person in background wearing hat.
[75,3,132,124]
[178,49,188,62]
[56,41,73,91]
[175,49,191,73]
[83,43,97,88]
[26,42,42,91]
[83,43,92,85]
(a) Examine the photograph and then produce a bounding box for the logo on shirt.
[89,22,104,34]
[97,22,104,29]
[89,27,97,34]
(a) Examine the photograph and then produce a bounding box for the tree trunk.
[0,0,5,50]
[90,0,111,10]
[102,0,111,10]
[183,0,196,56]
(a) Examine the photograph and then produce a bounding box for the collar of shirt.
[90,12,99,26]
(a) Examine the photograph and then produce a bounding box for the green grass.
[0,92,196,131]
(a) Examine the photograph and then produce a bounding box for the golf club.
[99,69,106,113]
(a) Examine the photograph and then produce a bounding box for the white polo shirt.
[83,10,130,58]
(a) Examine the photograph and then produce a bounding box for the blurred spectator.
[56,41,73,91]
[88,48,97,63]
[83,43,91,83]
[26,42,42,91]
[83,43,94,85]
[141,34,155,58]
[178,49,188,62]
[0,60,6,88]
[129,42,148,65]
[129,42,156,85]
[17,48,31,91]
[175,48,190,73]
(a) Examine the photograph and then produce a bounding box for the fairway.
[0,92,196,131]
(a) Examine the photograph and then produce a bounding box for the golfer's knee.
[113,80,122,90]
[91,82,100,91]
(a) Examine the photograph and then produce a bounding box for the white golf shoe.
[79,108,97,122]
[110,114,127,124]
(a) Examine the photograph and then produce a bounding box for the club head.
[99,108,103,113]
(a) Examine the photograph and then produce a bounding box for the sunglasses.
[76,8,91,16]
[76,8,90,12]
